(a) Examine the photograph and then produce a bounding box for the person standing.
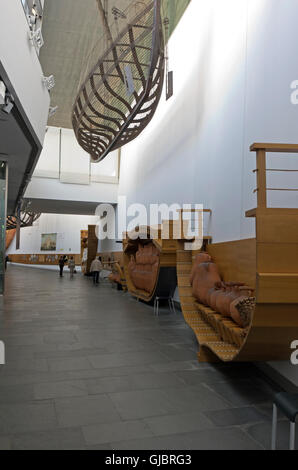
[59,256,65,277]
[68,256,75,280]
[90,256,102,285]
[5,255,10,270]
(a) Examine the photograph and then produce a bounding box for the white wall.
[118,0,298,243]
[25,177,118,205]
[0,0,50,144]
[7,213,98,255]
[27,126,119,204]
[34,127,119,184]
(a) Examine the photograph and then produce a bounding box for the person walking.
[59,256,65,277]
[68,256,75,280]
[90,256,102,285]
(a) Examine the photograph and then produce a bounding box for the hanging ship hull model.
[72,0,165,162]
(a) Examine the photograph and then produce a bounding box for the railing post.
[256,149,267,209]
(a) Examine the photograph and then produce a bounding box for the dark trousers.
[93,271,100,284]
[59,265,64,277]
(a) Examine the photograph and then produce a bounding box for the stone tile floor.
[0,266,293,450]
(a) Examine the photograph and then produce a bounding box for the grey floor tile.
[34,380,88,399]
[13,428,86,450]
[87,372,185,395]
[113,427,263,450]
[67,365,152,380]
[86,376,135,394]
[163,384,230,413]
[0,371,73,387]
[150,361,202,373]
[0,403,57,434]
[2,335,44,347]
[83,420,153,446]
[206,379,272,406]
[131,372,185,390]
[144,411,214,436]
[205,406,269,426]
[0,436,12,450]
[36,347,107,359]
[0,384,34,404]
[175,369,227,386]
[86,443,112,450]
[48,357,92,372]
[175,367,260,386]
[0,358,48,375]
[43,332,77,345]
[103,338,158,354]
[158,346,197,362]
[88,351,169,370]
[109,389,176,420]
[55,395,121,427]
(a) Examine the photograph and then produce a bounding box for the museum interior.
[1,0,298,451]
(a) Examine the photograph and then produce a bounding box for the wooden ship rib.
[6,212,41,231]
[177,144,298,362]
[72,0,165,163]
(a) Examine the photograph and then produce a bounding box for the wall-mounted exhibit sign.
[41,233,57,251]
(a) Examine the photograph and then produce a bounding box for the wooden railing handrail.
[250,142,298,210]
[250,143,298,153]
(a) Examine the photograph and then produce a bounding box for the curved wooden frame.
[6,212,41,231]
[72,0,165,163]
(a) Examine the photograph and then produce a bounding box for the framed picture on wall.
[41,233,57,252]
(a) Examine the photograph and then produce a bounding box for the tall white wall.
[7,213,98,255]
[25,127,119,204]
[118,0,298,243]
[0,0,50,144]
[25,176,118,205]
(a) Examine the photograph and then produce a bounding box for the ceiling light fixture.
[28,27,44,50]
[49,106,58,117]
[0,87,14,115]
[27,14,37,27]
[0,81,6,106]
[32,1,43,19]
[2,94,14,114]
[43,75,55,91]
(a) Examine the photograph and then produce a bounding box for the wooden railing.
[246,143,298,217]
